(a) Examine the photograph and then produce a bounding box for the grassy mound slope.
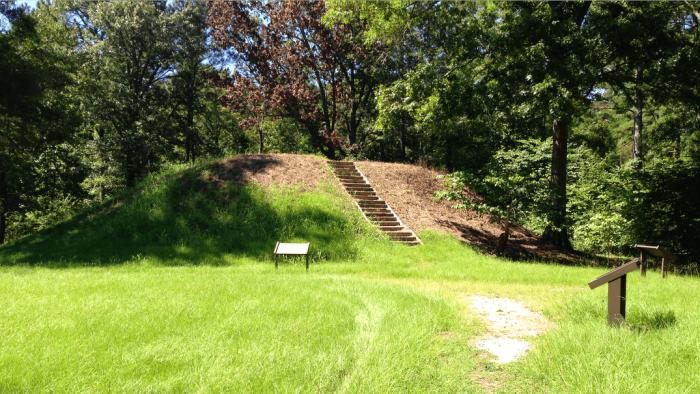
[0,157,375,267]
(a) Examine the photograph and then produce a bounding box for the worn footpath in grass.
[1,157,699,393]
[0,265,481,393]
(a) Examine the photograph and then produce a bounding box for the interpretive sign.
[274,242,310,271]
[635,245,675,278]
[589,259,640,326]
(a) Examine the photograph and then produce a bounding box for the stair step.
[341,179,368,184]
[389,235,418,241]
[328,160,420,246]
[359,205,389,210]
[365,212,395,218]
[372,220,400,226]
[383,231,413,236]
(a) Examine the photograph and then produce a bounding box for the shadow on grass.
[628,310,678,332]
[0,160,362,268]
[435,219,582,265]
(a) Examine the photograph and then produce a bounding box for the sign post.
[274,242,311,272]
[635,245,675,278]
[588,259,640,326]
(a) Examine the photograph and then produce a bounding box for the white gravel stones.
[475,338,532,364]
[468,296,552,363]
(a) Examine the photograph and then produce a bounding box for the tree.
[74,0,188,187]
[0,0,80,243]
[329,1,598,250]
[207,0,381,159]
[170,1,210,164]
[590,2,683,165]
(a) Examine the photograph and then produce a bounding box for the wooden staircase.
[329,161,421,246]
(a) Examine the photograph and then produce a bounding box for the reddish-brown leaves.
[206,1,363,158]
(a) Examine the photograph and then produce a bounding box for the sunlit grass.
[1,157,698,393]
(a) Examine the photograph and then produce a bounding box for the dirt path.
[468,296,553,363]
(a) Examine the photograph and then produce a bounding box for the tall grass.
[1,156,698,393]
[0,266,476,393]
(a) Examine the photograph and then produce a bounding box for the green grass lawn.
[1,158,698,393]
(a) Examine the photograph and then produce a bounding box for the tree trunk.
[495,205,511,255]
[349,104,358,146]
[96,128,106,203]
[186,71,196,164]
[126,149,136,188]
[400,129,406,162]
[185,131,191,163]
[187,120,195,164]
[258,126,264,153]
[541,119,573,251]
[632,67,643,164]
[445,135,454,172]
[0,155,5,245]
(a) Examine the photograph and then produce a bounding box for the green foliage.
[71,0,214,186]
[625,160,700,264]
[436,138,555,231]
[251,119,316,155]
[566,148,634,254]
[0,0,83,243]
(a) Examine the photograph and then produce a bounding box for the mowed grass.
[0,266,474,393]
[1,157,699,393]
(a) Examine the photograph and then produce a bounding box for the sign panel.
[589,259,640,290]
[275,243,310,255]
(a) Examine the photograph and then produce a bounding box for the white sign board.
[274,242,310,256]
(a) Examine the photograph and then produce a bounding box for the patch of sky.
[17,1,37,11]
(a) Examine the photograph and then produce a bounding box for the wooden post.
[607,275,626,326]
[662,251,670,278]
[274,242,279,269]
[640,251,647,277]
[589,259,639,326]
[636,245,675,279]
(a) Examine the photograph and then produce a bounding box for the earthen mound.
[355,161,561,260]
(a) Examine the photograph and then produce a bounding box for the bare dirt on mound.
[202,155,570,261]
[208,153,326,190]
[356,161,567,260]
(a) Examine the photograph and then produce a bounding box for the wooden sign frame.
[274,242,310,272]
[635,244,676,278]
[589,259,640,326]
